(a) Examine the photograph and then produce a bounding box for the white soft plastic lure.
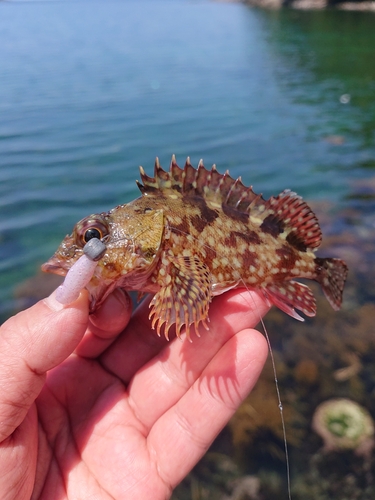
[55,254,98,304]
[55,238,106,305]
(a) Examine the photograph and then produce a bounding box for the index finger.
[74,289,133,358]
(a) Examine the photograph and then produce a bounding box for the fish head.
[42,203,165,310]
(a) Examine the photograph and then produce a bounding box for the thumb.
[0,290,89,441]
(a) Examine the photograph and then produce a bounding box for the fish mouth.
[41,257,68,277]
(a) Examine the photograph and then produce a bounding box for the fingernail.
[44,289,89,313]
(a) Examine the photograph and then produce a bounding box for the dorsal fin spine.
[154,157,161,174]
[137,157,267,217]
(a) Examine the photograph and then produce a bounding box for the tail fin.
[315,257,348,310]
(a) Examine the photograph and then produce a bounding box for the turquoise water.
[1,1,375,322]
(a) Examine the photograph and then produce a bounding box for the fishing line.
[253,303,292,500]
[229,274,292,500]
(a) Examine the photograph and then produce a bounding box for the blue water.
[1,1,375,321]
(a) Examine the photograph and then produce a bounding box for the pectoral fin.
[149,255,212,340]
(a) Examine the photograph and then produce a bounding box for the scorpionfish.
[42,156,348,339]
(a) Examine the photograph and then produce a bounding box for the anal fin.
[265,280,317,321]
[149,255,212,340]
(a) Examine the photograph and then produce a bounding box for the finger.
[126,290,269,429]
[0,291,89,441]
[149,327,268,488]
[99,295,168,382]
[74,289,133,358]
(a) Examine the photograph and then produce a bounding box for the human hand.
[0,288,269,500]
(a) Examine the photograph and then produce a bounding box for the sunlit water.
[1,1,375,322]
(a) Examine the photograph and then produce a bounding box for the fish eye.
[74,216,109,247]
[84,227,102,243]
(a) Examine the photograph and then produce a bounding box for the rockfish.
[42,157,348,338]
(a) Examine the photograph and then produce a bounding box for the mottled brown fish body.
[42,157,348,338]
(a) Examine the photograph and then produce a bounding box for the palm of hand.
[1,290,268,500]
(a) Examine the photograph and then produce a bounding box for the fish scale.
[42,156,348,339]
